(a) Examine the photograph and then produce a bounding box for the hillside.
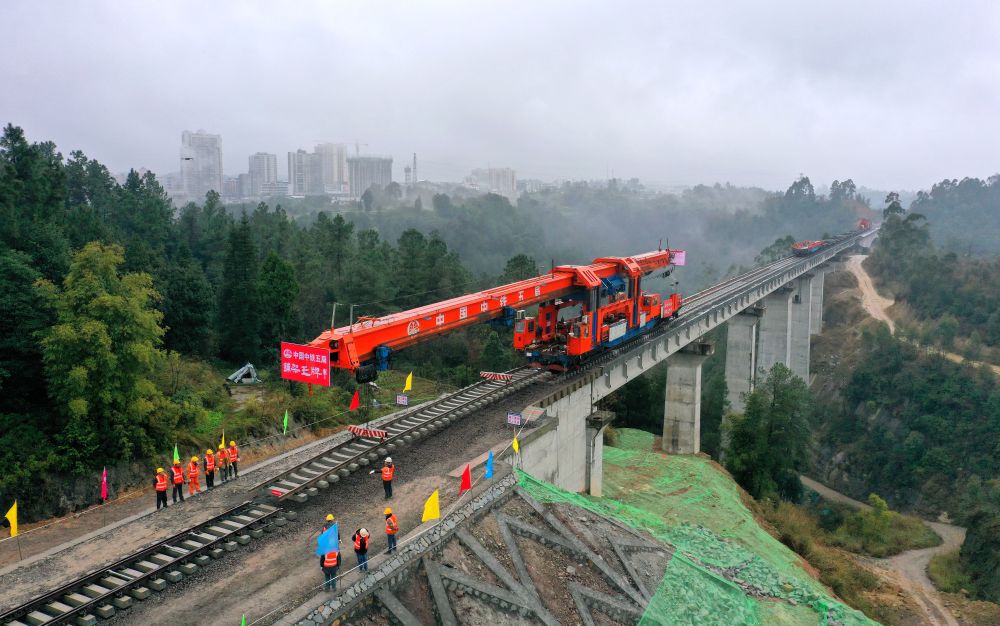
[545,428,876,625]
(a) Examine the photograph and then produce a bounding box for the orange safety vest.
[218,449,229,464]
[353,534,367,552]
[205,453,215,471]
[385,514,398,535]
[229,445,239,462]
[171,466,184,484]
[187,462,199,479]
[381,465,394,481]
[323,551,339,567]
[155,474,168,491]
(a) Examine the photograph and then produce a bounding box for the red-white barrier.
[479,371,514,382]
[347,424,388,439]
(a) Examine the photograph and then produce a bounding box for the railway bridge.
[516,227,877,495]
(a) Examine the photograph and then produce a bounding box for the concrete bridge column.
[585,411,614,497]
[789,274,814,382]
[757,287,793,375]
[725,307,762,414]
[809,269,826,336]
[663,342,714,454]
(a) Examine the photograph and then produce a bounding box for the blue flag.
[316,522,339,556]
[485,450,494,479]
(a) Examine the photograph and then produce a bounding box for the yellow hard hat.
[326,514,335,522]
[384,507,392,515]
[229,440,236,446]
[191,456,198,462]
[156,467,164,473]
[218,444,224,449]
[206,449,213,455]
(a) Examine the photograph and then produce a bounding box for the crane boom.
[289,249,680,382]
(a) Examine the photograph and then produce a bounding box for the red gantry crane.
[280,249,685,384]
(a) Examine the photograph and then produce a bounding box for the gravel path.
[801,475,965,626]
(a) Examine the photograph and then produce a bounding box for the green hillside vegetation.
[525,428,878,625]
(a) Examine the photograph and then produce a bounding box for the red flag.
[459,464,472,494]
[349,389,360,411]
[101,467,108,501]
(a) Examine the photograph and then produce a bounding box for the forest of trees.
[831,209,1000,602]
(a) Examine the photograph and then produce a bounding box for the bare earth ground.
[0,380,556,624]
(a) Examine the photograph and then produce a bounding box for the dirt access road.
[801,476,964,626]
[846,254,1000,376]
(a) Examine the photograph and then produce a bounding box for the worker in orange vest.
[170,460,185,503]
[319,513,340,590]
[153,467,168,510]
[228,440,240,479]
[380,457,395,499]
[384,507,399,553]
[187,456,201,495]
[203,448,216,489]
[217,444,230,484]
[352,528,370,572]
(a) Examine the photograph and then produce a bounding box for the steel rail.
[1,501,281,626]
[255,366,547,500]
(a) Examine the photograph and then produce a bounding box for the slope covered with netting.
[518,428,877,625]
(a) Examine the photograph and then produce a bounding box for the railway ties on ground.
[261,366,547,502]
[1,502,284,626]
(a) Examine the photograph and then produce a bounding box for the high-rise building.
[315,143,349,193]
[180,130,223,203]
[469,167,517,202]
[248,152,278,197]
[288,149,324,195]
[238,173,252,198]
[347,156,393,197]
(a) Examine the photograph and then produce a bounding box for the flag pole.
[15,535,22,561]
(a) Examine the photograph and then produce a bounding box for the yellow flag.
[403,372,413,392]
[4,501,16,537]
[220,430,225,450]
[512,436,520,454]
[421,490,440,522]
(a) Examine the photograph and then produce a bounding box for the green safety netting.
[517,428,878,626]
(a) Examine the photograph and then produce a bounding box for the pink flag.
[101,467,108,501]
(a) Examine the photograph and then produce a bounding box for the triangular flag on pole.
[241,615,246,626]
[512,436,520,454]
[283,409,289,434]
[403,372,413,392]
[101,467,108,501]
[316,522,340,556]
[459,464,472,494]
[4,501,16,537]
[349,389,360,411]
[421,490,440,522]
[173,444,180,464]
[485,450,494,479]
[220,430,226,450]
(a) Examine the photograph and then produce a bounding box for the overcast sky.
[2,1,998,190]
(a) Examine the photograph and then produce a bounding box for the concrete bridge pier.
[757,287,793,374]
[809,270,826,336]
[789,274,814,382]
[662,342,714,454]
[724,307,762,413]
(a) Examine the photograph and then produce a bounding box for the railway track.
[0,502,282,626]
[254,366,549,501]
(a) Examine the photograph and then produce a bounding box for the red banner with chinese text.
[280,342,331,386]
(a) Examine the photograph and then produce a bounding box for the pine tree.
[258,252,300,362]
[217,214,260,363]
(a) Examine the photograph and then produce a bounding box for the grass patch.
[928,550,972,593]
[811,495,942,558]
[761,501,883,619]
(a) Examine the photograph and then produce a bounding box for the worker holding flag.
[170,459,185,503]
[317,514,341,591]
[217,443,230,484]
